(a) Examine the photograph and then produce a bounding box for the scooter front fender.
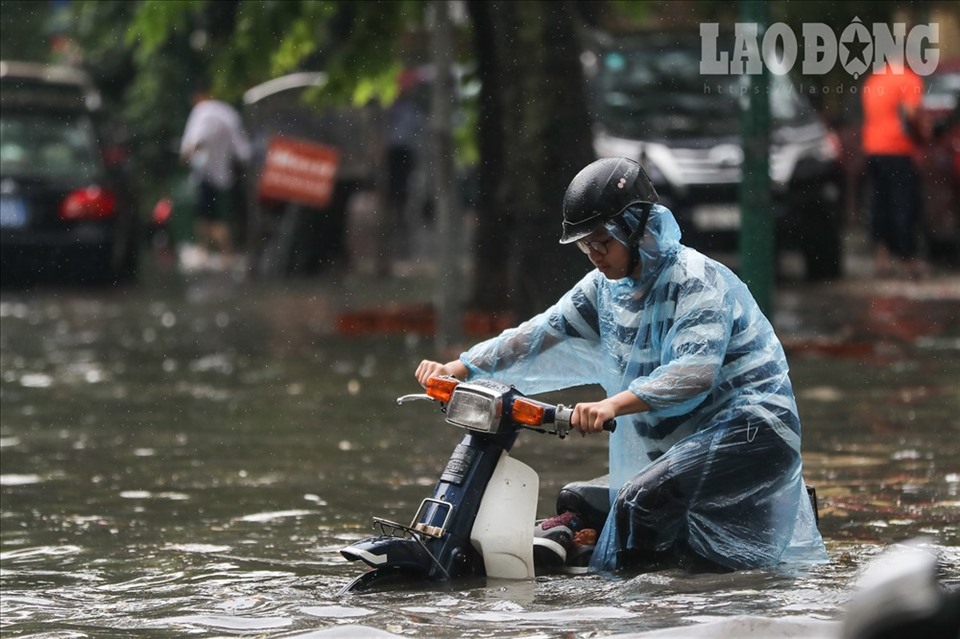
[340,536,433,573]
[470,454,538,579]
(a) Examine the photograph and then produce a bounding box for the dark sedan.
[1,61,139,286]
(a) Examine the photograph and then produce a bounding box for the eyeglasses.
[576,236,615,255]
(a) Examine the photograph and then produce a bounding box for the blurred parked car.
[584,32,846,280]
[0,61,140,285]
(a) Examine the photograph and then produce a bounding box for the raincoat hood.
[603,203,681,291]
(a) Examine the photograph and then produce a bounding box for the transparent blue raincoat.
[460,204,827,572]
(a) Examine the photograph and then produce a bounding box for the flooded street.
[1,261,959,638]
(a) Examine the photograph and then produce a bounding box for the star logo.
[843,29,870,68]
[839,17,874,79]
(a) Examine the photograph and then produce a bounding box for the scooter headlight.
[445,386,502,432]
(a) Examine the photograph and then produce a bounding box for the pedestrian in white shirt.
[180,84,251,270]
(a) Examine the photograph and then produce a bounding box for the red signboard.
[257,136,341,208]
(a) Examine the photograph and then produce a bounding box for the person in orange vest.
[861,56,929,278]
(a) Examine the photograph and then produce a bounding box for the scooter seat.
[556,475,611,532]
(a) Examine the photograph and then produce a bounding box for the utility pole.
[738,0,774,318]
[430,0,461,352]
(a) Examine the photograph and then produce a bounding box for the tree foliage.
[0,0,54,61]
[122,0,423,104]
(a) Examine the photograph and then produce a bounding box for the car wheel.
[82,244,119,285]
[79,240,135,286]
[115,232,140,284]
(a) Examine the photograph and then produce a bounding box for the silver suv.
[584,32,845,280]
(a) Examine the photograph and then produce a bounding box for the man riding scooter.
[416,157,826,573]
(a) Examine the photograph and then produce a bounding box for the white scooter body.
[469,453,539,579]
[339,377,615,593]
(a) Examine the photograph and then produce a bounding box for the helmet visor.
[559,199,649,245]
[559,210,609,244]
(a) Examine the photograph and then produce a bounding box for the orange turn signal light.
[511,397,546,426]
[426,376,460,402]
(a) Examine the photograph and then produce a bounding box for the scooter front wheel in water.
[338,567,429,595]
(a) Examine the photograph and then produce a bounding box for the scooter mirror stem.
[397,393,435,405]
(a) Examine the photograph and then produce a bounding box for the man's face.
[577,230,633,280]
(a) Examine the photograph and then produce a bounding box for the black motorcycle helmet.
[560,157,659,245]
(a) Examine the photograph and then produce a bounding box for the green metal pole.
[738,0,774,318]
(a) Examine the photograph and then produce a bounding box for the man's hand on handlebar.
[572,390,651,435]
[572,400,617,436]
